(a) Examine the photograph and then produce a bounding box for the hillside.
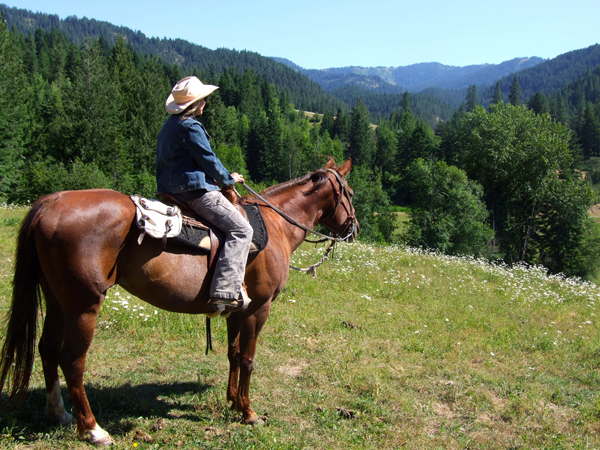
[0,4,342,114]
[479,44,600,104]
[1,206,599,448]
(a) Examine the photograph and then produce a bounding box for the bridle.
[318,168,356,242]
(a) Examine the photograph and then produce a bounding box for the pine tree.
[527,91,550,116]
[401,91,412,114]
[508,76,522,107]
[332,106,348,142]
[491,81,503,106]
[347,100,375,166]
[550,95,569,125]
[577,102,600,159]
[466,85,478,112]
[320,109,335,137]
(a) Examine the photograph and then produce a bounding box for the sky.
[3,0,600,70]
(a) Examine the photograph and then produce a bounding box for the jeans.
[187,191,253,300]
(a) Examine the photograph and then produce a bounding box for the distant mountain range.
[271,57,545,92]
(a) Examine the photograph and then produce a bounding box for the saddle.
[131,190,268,269]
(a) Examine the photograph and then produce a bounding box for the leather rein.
[240,169,356,244]
[239,169,356,276]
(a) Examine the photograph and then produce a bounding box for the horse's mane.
[263,169,329,197]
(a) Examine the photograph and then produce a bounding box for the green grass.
[1,206,600,449]
[386,206,411,214]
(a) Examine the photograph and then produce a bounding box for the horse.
[0,158,358,445]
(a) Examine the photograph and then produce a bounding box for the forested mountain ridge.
[0,4,456,125]
[480,44,600,104]
[274,57,545,92]
[0,3,343,114]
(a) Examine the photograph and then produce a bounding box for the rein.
[239,169,355,276]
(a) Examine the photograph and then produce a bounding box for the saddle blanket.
[130,195,268,253]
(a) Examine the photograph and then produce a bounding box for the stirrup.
[210,286,251,312]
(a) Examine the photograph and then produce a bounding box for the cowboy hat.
[165,76,219,114]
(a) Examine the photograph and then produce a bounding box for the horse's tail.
[0,194,57,404]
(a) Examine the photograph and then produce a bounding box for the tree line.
[1,17,600,279]
[0,4,343,115]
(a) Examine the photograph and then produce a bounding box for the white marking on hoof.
[46,380,75,425]
[86,424,113,446]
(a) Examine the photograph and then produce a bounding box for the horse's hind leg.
[38,283,74,426]
[58,298,112,446]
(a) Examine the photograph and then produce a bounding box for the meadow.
[0,205,599,449]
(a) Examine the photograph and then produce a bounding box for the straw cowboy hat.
[165,76,219,114]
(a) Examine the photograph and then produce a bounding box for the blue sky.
[3,0,599,69]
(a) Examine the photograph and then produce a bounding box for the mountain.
[273,57,545,93]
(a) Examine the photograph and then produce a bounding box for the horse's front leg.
[225,315,241,406]
[235,301,272,424]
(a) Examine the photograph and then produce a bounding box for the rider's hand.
[231,173,245,184]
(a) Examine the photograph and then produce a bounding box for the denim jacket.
[155,114,234,195]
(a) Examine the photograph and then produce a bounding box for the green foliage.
[491,81,503,106]
[214,143,247,176]
[0,5,343,114]
[452,103,599,278]
[331,84,455,126]
[0,16,29,202]
[527,91,550,115]
[465,85,478,112]
[534,178,600,279]
[508,76,522,106]
[347,100,375,166]
[346,165,390,243]
[586,157,600,184]
[403,159,493,256]
[17,159,112,201]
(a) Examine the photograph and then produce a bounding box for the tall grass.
[0,206,599,449]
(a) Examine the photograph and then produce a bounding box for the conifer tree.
[332,106,348,142]
[320,109,335,137]
[401,91,412,114]
[466,85,478,112]
[491,81,503,106]
[527,91,550,116]
[577,102,600,159]
[347,99,374,165]
[508,76,522,107]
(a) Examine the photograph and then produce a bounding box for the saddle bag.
[130,194,183,246]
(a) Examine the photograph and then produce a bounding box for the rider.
[156,76,253,312]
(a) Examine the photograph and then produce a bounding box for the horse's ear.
[324,157,336,169]
[337,158,352,176]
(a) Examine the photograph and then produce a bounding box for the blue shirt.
[155,114,234,196]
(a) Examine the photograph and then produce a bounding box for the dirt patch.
[433,402,459,419]
[276,360,308,378]
[589,204,600,217]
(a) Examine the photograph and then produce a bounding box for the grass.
[1,205,600,449]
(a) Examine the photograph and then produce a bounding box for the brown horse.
[0,158,357,445]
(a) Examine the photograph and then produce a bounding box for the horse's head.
[316,158,359,242]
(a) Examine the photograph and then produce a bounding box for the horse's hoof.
[85,424,114,446]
